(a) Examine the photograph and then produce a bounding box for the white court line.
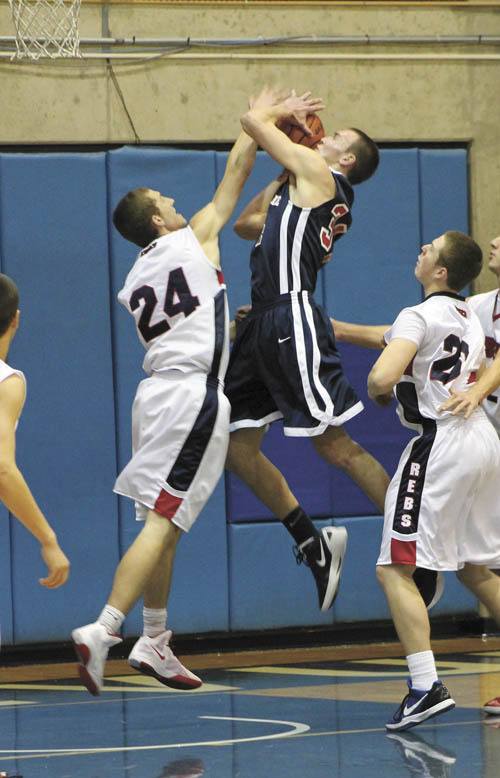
[0,715,310,762]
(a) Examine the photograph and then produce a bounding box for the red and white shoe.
[128,630,202,690]
[72,622,122,696]
[483,696,500,715]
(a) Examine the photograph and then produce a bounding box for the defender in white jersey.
[439,233,500,716]
[71,92,293,697]
[0,274,69,593]
[363,232,500,731]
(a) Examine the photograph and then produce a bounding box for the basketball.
[278,113,325,149]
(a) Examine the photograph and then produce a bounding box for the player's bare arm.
[234,170,289,241]
[332,319,390,350]
[240,89,334,209]
[440,347,500,418]
[0,375,70,589]
[190,130,258,265]
[367,338,418,403]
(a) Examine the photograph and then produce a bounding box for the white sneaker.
[71,622,122,696]
[128,630,202,690]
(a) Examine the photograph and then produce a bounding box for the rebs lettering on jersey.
[397,461,422,533]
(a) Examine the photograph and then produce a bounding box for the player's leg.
[226,426,297,517]
[72,510,179,696]
[226,427,345,611]
[377,563,455,731]
[312,424,390,512]
[127,536,202,690]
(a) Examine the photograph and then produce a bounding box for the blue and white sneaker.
[386,680,455,731]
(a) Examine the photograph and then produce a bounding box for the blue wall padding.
[324,149,423,323]
[0,146,470,644]
[333,517,388,622]
[229,520,334,630]
[419,149,469,243]
[0,152,120,641]
[0,508,13,646]
[107,147,230,634]
[216,150,280,316]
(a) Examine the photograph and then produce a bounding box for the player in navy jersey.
[225,86,388,612]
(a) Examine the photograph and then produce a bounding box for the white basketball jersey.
[0,359,26,425]
[467,289,500,434]
[386,292,485,431]
[118,226,229,381]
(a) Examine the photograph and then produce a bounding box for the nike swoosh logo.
[403,692,428,716]
[316,542,326,568]
[152,647,166,661]
[278,336,291,344]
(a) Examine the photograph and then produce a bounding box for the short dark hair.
[112,188,160,248]
[0,274,19,337]
[437,231,483,291]
[346,128,380,185]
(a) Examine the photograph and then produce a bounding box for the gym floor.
[1,636,500,778]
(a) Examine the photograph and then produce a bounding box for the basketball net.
[8,0,82,59]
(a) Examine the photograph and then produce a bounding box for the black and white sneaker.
[293,526,347,611]
[386,680,455,732]
[387,730,456,777]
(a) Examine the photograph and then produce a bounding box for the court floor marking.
[0,681,237,693]
[230,659,500,678]
[0,715,310,763]
[0,715,486,764]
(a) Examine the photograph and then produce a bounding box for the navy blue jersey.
[250,172,354,305]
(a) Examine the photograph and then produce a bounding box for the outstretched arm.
[440,348,500,418]
[332,319,390,350]
[190,130,258,263]
[0,376,70,589]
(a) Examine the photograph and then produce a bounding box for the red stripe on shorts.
[154,489,183,520]
[391,538,417,564]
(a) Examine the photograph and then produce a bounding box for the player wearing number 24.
[71,96,271,695]
[333,232,500,730]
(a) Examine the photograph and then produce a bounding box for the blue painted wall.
[0,145,474,646]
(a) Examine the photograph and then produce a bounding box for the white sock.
[98,605,125,635]
[143,607,167,638]
[407,650,438,691]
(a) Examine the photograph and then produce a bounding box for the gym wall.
[0,144,475,645]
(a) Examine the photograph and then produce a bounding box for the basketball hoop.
[7,0,82,60]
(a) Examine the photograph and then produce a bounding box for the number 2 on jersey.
[130,267,200,343]
[430,334,469,384]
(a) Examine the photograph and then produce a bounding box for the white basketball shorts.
[378,413,500,571]
[114,371,230,532]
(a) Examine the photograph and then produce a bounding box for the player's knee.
[376,564,390,590]
[456,564,489,588]
[315,436,360,470]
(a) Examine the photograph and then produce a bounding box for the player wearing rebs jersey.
[338,232,500,730]
[71,107,266,695]
[225,86,388,613]
[0,274,70,595]
[438,234,500,716]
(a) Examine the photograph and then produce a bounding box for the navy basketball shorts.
[114,371,230,531]
[225,291,363,437]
